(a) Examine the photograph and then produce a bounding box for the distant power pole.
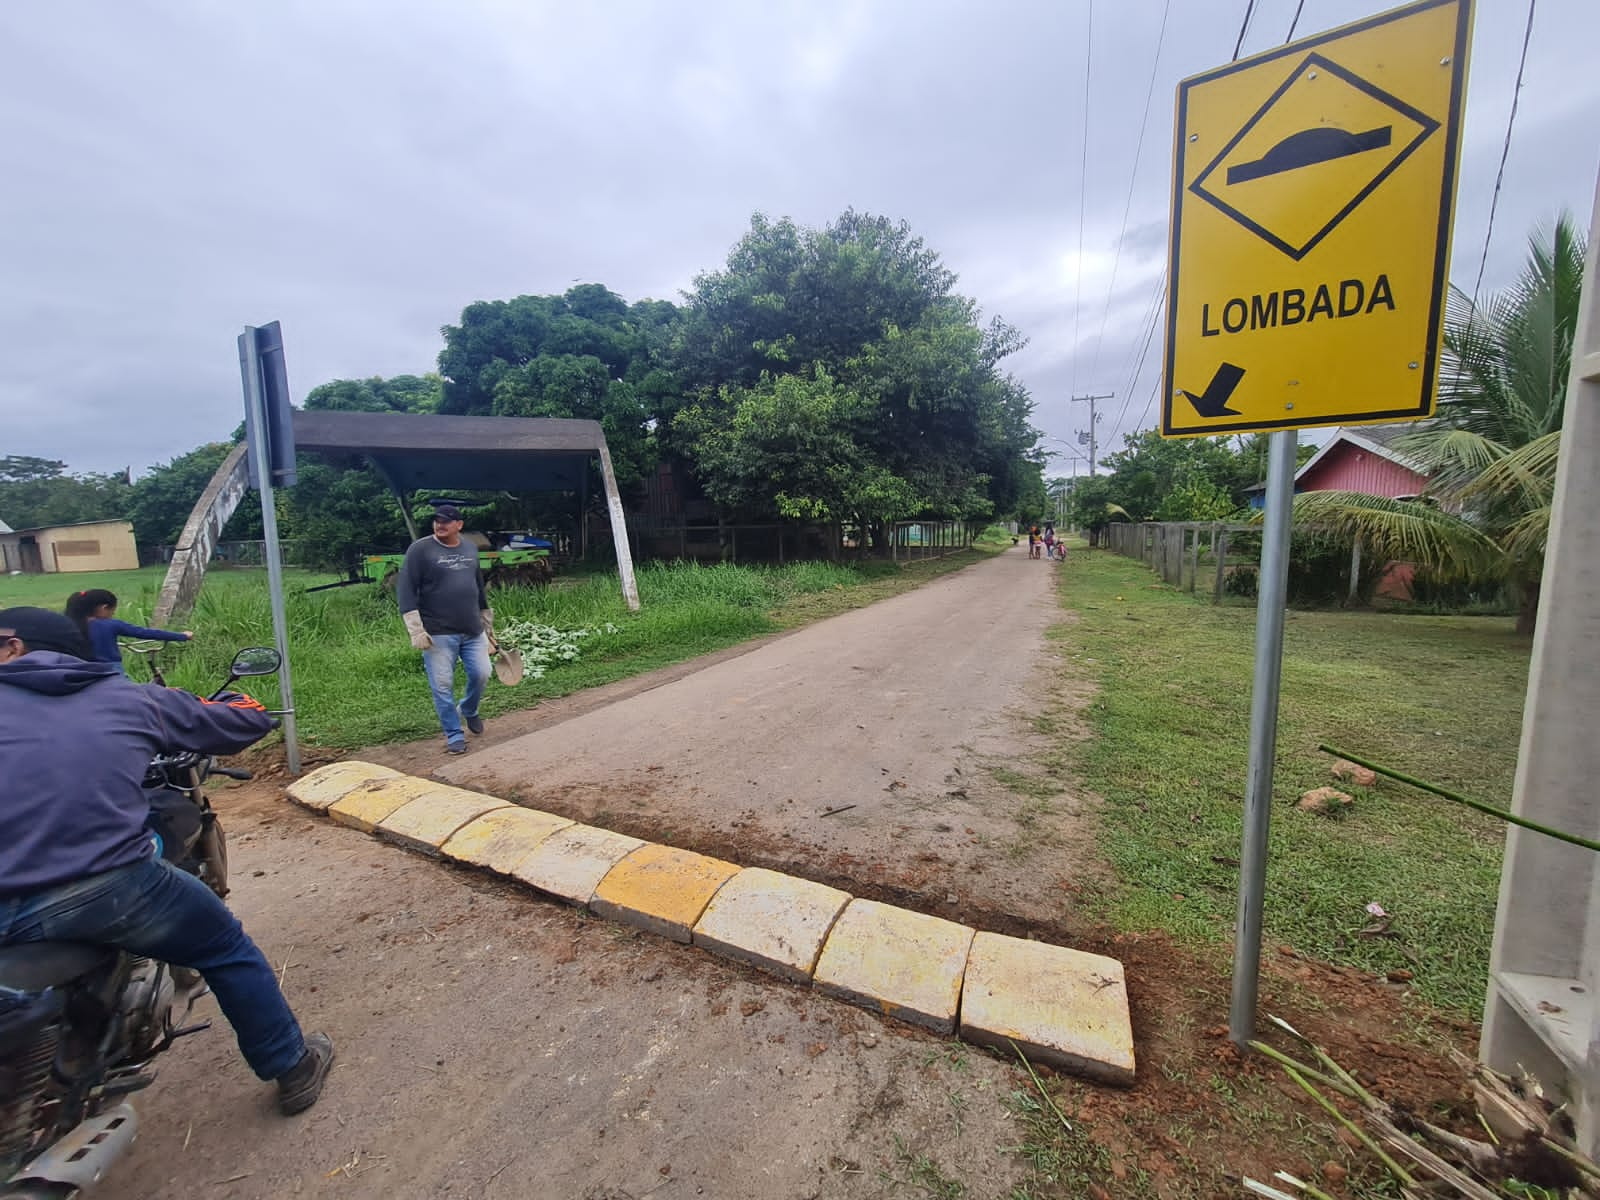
[1072,393,1113,476]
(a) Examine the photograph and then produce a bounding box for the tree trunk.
[1517,580,1541,636]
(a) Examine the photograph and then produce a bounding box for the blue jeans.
[0,857,305,1080]
[423,632,490,746]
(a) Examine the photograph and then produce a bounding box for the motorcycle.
[0,646,282,1198]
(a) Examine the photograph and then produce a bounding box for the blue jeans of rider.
[423,632,490,748]
[0,857,306,1080]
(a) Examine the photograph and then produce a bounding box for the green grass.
[1056,548,1529,1014]
[2,552,993,752]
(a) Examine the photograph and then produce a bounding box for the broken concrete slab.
[591,844,741,944]
[329,776,442,834]
[377,788,511,856]
[286,761,403,812]
[441,806,575,874]
[813,899,975,1034]
[958,931,1136,1086]
[692,867,851,983]
[511,824,646,906]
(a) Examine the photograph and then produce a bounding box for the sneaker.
[445,741,467,755]
[277,1032,334,1115]
[464,712,484,736]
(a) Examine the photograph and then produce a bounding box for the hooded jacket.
[0,651,275,896]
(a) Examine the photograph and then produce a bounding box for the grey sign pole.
[238,329,302,775]
[1229,427,1297,1046]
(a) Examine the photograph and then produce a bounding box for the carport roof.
[290,411,604,493]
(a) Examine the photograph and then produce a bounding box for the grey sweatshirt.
[395,535,488,636]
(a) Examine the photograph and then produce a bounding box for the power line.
[1284,0,1306,44]
[1069,0,1095,397]
[1471,0,1537,309]
[1086,0,1172,388]
[1232,0,1259,60]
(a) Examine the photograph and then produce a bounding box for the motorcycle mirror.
[229,646,281,678]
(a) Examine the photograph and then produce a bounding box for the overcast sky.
[3,0,1595,479]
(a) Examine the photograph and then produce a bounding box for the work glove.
[402,610,432,650]
[480,608,494,637]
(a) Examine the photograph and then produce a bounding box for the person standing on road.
[396,504,493,755]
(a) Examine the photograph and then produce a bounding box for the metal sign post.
[1229,428,1296,1044]
[238,326,301,775]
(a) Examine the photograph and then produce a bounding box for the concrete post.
[1190,526,1200,593]
[1348,537,1363,606]
[1481,173,1600,1153]
[1214,531,1229,604]
[596,443,640,611]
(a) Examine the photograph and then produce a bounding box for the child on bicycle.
[65,588,193,672]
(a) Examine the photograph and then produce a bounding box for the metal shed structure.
[153,413,639,621]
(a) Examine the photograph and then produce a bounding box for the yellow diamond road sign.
[1161,0,1472,438]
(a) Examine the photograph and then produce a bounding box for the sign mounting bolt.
[1188,133,1198,142]
[1440,56,1452,65]
[1307,70,1319,79]
[1408,361,1419,369]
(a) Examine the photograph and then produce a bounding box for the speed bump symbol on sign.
[1161,0,1472,439]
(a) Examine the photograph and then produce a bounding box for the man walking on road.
[396,504,493,754]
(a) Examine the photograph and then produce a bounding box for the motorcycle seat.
[0,942,116,991]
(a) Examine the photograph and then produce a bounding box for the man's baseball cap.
[431,503,464,522]
[0,607,92,658]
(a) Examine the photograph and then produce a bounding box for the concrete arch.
[152,442,249,624]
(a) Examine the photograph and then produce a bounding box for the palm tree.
[1292,214,1587,633]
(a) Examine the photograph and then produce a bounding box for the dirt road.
[114,788,1039,1199]
[117,546,1100,1198]
[433,544,1100,931]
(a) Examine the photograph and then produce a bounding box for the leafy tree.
[670,210,1038,541]
[674,367,919,526]
[0,456,130,531]
[1293,214,1585,633]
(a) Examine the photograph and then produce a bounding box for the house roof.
[1293,423,1429,484]
[290,411,605,493]
[0,518,134,536]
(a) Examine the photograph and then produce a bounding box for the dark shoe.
[464,712,485,736]
[445,741,467,755]
[277,1033,334,1115]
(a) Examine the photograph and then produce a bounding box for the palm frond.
[1288,491,1503,580]
[1460,429,1560,512]
[1500,503,1552,576]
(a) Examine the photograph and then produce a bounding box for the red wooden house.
[1294,423,1432,498]
[1294,423,1434,599]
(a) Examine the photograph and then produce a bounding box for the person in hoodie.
[0,607,334,1116]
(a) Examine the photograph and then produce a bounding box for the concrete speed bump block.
[511,824,646,906]
[591,844,741,943]
[693,868,851,983]
[959,932,1135,1086]
[287,761,403,812]
[378,788,510,856]
[441,807,574,874]
[814,900,975,1034]
[329,776,444,834]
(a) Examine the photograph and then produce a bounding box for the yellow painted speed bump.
[814,899,975,1034]
[591,844,741,944]
[378,788,510,856]
[959,932,1135,1086]
[287,761,402,812]
[329,776,442,834]
[511,824,645,906]
[693,867,851,983]
[442,806,574,875]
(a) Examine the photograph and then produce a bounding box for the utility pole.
[1072,392,1113,476]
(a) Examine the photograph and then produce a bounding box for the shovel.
[487,635,523,686]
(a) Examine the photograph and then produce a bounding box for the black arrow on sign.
[1182,362,1246,418]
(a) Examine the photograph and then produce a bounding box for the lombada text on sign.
[1201,275,1396,337]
